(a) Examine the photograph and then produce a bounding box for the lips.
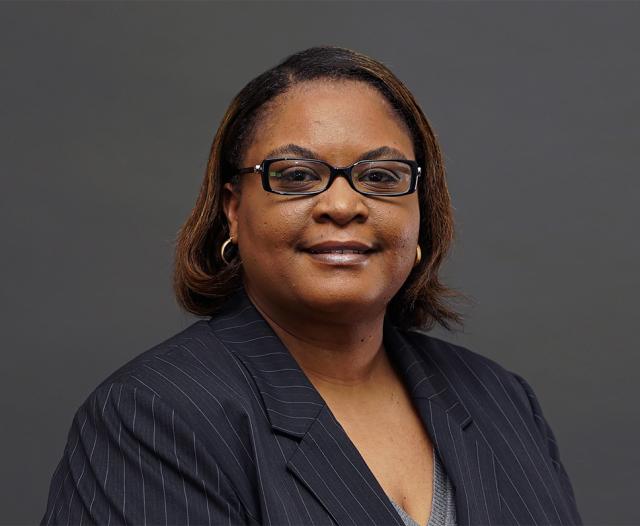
[307,248,370,254]
[302,241,376,254]
[301,240,377,266]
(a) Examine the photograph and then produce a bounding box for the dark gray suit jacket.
[42,286,582,525]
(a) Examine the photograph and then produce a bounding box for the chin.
[293,285,387,316]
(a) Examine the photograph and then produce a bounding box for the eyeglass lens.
[266,159,412,195]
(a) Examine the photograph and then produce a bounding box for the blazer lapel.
[209,287,499,525]
[210,288,405,525]
[287,404,410,525]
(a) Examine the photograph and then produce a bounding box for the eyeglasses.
[236,157,421,196]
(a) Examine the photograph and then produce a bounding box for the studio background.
[1,2,638,524]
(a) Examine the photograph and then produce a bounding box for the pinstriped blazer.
[42,286,582,526]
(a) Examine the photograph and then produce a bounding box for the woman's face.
[223,80,420,324]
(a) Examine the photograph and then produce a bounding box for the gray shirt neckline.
[387,446,457,526]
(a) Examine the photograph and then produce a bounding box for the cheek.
[238,199,312,260]
[386,230,419,271]
[377,203,420,260]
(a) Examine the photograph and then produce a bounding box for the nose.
[311,173,369,226]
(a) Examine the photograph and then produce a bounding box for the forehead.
[242,80,415,166]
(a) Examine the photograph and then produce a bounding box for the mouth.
[305,248,373,255]
[301,246,377,266]
[299,239,378,266]
[302,240,377,253]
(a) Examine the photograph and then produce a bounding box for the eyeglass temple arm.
[236,164,262,175]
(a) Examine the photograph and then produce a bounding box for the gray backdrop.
[1,2,638,524]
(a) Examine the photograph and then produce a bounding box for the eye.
[277,166,322,182]
[358,168,400,184]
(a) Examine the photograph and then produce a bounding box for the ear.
[222,182,241,240]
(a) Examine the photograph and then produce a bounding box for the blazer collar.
[208,286,472,437]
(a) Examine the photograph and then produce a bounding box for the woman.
[42,47,582,526]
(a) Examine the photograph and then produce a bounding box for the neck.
[244,285,391,394]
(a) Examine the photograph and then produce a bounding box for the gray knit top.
[387,446,457,526]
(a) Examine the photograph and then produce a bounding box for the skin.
[222,79,420,393]
[223,79,432,525]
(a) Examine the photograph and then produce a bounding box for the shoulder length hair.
[173,46,465,331]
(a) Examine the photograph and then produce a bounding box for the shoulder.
[94,319,244,390]
[71,318,262,495]
[402,328,516,380]
[401,328,537,425]
[83,319,257,436]
[400,329,582,521]
[48,319,259,525]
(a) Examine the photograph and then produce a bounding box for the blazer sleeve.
[41,379,253,526]
[511,372,583,525]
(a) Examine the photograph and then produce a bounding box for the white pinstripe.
[261,380,315,390]
[266,408,316,420]
[215,319,267,332]
[500,491,520,525]
[213,304,254,323]
[87,478,97,518]
[245,351,288,358]
[241,395,272,525]
[201,478,211,526]
[452,409,480,520]
[178,344,255,409]
[130,374,161,397]
[151,394,157,451]
[427,386,447,400]
[193,431,198,477]
[218,335,278,344]
[151,394,168,526]
[476,440,492,526]
[104,440,110,520]
[171,409,190,526]
[101,383,114,416]
[446,412,470,518]
[403,358,425,374]
[70,400,97,525]
[256,367,301,373]
[46,412,88,525]
[134,388,147,526]
[116,384,126,526]
[492,446,500,514]
[260,390,323,406]
[428,400,441,455]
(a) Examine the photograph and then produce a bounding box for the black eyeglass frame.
[235,157,422,196]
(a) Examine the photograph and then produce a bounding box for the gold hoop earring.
[413,244,422,268]
[220,237,235,265]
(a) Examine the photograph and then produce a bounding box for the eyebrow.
[263,144,409,162]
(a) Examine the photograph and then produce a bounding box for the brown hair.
[173,46,466,331]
